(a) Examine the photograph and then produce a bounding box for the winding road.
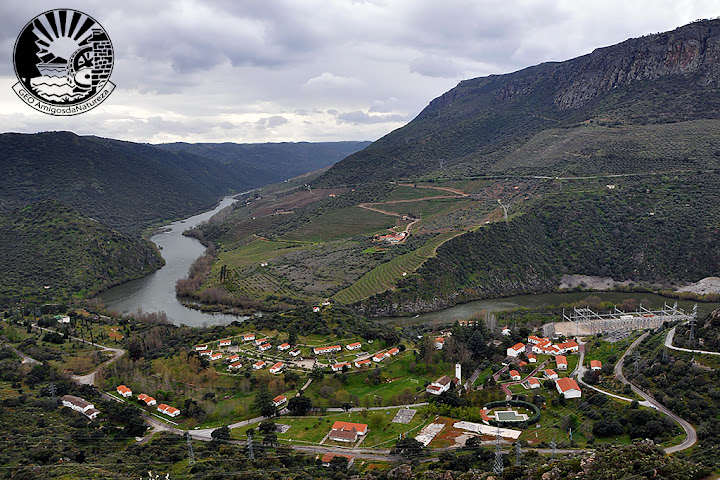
[615,332,697,454]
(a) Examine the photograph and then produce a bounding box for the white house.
[507,343,526,357]
[210,352,223,361]
[289,348,301,357]
[544,369,558,380]
[434,337,445,350]
[509,370,521,381]
[61,395,100,420]
[259,343,272,352]
[426,375,453,395]
[346,342,362,351]
[332,362,351,372]
[228,361,243,370]
[501,326,511,336]
[590,360,602,371]
[269,362,285,374]
[273,395,287,407]
[556,377,582,399]
[243,334,255,342]
[253,361,266,370]
[354,359,371,368]
[277,343,291,351]
[195,344,208,351]
[218,339,232,347]
[116,385,132,398]
[526,377,541,389]
[314,345,341,355]
[557,340,580,354]
[555,355,568,371]
[254,338,268,346]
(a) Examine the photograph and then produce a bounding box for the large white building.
[556,377,582,399]
[61,395,100,420]
[426,375,453,395]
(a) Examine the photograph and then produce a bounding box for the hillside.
[0,132,246,234]
[318,19,720,186]
[0,200,163,306]
[157,140,370,187]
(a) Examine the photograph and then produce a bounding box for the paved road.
[615,332,697,454]
[665,326,720,356]
[2,342,42,365]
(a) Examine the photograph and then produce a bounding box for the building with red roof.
[509,370,521,381]
[590,360,602,371]
[116,385,132,398]
[556,377,582,398]
[507,343,526,357]
[555,355,568,370]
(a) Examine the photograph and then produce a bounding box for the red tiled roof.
[556,377,580,392]
[331,421,367,434]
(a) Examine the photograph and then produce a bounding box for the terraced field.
[332,231,463,304]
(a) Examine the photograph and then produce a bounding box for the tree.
[211,425,230,441]
[287,395,313,416]
[259,420,276,433]
[261,403,277,418]
[392,438,424,458]
[310,364,325,380]
[263,433,278,446]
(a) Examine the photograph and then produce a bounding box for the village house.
[199,349,212,357]
[228,361,243,370]
[61,395,100,420]
[526,377,541,389]
[346,342,362,351]
[387,347,400,356]
[528,353,537,363]
[289,348,301,357]
[544,369,558,380]
[321,453,354,468]
[243,334,255,342]
[328,421,368,443]
[501,326,511,336]
[195,344,208,351]
[272,395,287,407]
[137,394,157,406]
[507,343,526,357]
[227,354,240,363]
[434,337,445,350]
[277,343,291,351]
[332,362,351,372]
[116,385,132,398]
[354,358,371,368]
[590,360,603,371]
[269,362,285,374]
[313,306,321,312]
[253,361,266,370]
[527,335,546,345]
[210,352,223,361]
[556,377,582,398]
[259,343,272,352]
[314,345,341,355]
[557,340,580,354]
[480,407,491,424]
[218,339,232,347]
[157,404,181,417]
[372,352,387,362]
[509,370,521,381]
[555,355,568,370]
[254,338,268,346]
[426,375,453,395]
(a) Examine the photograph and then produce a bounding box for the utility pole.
[515,441,522,467]
[186,432,195,466]
[49,382,57,404]
[493,428,504,475]
[689,315,696,344]
[550,437,557,463]
[662,346,668,363]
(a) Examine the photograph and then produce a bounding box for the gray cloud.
[1,1,718,143]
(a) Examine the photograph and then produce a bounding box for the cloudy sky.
[1,1,718,144]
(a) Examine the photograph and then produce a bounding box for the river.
[100,196,245,327]
[378,291,719,326]
[101,197,719,328]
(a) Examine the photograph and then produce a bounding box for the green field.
[218,238,308,268]
[283,206,393,242]
[333,232,462,304]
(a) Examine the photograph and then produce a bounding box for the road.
[2,342,42,365]
[665,326,720,356]
[615,332,697,453]
[32,324,126,385]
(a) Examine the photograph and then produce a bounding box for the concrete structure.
[455,363,462,385]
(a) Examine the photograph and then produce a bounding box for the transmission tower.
[550,437,557,463]
[515,441,522,466]
[689,316,696,344]
[49,382,57,404]
[493,428,504,475]
[247,431,255,460]
[662,346,668,363]
[186,432,195,466]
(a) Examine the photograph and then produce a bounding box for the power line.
[493,427,504,475]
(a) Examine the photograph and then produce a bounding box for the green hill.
[317,19,720,186]
[0,200,164,306]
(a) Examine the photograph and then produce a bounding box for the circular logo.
[12,9,115,115]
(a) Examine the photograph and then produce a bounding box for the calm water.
[100,196,246,327]
[378,291,719,326]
